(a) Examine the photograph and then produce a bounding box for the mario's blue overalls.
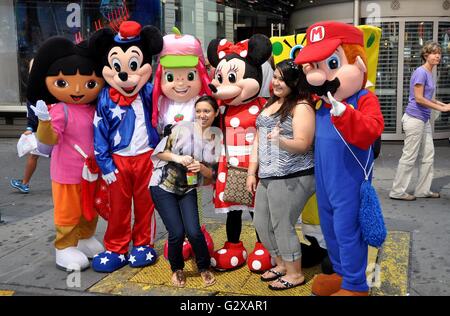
[315,90,372,292]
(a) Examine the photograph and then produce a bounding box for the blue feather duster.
[359,180,386,247]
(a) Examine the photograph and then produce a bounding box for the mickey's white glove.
[327,92,346,117]
[102,169,119,185]
[30,100,51,121]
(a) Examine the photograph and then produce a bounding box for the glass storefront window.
[402,21,433,113]
[374,21,399,133]
[0,0,20,105]
[435,21,450,131]
[14,0,161,103]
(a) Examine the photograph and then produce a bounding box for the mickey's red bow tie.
[109,87,138,107]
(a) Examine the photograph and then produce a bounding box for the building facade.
[1,0,448,139]
[0,0,286,136]
[290,0,450,140]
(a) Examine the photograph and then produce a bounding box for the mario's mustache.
[307,77,340,97]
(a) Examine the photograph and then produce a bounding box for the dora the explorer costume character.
[28,38,105,271]
[295,21,384,296]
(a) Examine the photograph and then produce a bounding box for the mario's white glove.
[102,169,119,185]
[327,92,346,117]
[30,100,51,121]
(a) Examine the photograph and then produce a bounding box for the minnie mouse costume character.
[295,21,384,296]
[207,35,274,272]
[89,21,163,272]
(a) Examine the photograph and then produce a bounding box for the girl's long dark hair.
[264,58,313,123]
[195,95,221,128]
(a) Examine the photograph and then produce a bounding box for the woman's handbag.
[223,164,254,206]
[221,107,254,206]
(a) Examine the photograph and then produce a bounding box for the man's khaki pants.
[390,113,435,198]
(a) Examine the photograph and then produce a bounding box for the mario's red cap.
[118,21,141,40]
[295,21,363,65]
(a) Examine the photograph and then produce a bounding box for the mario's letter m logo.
[310,26,325,43]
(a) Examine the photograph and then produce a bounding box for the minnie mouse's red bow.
[217,39,249,59]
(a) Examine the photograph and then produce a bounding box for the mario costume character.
[207,35,274,272]
[89,21,163,272]
[295,21,384,296]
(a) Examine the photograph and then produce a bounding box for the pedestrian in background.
[390,41,450,201]
[10,59,40,194]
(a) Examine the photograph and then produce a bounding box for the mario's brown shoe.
[311,273,342,296]
[331,289,369,296]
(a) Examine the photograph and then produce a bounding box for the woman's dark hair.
[195,95,220,127]
[27,37,102,104]
[264,58,313,123]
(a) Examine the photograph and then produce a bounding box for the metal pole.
[353,0,360,26]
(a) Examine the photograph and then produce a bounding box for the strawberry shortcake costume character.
[152,27,212,133]
[295,21,385,296]
[151,27,213,261]
[89,21,163,272]
[207,35,274,272]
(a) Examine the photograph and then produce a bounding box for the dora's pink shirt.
[49,102,95,184]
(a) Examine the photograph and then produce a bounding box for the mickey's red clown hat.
[114,21,142,43]
[295,21,364,64]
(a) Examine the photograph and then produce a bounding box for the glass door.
[434,21,450,134]
[375,21,399,134]
[402,21,434,114]
[366,18,450,140]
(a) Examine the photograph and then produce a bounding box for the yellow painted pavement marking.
[89,220,410,296]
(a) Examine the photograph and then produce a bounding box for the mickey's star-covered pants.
[104,150,156,254]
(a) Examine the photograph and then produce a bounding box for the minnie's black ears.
[247,34,272,67]
[207,38,221,68]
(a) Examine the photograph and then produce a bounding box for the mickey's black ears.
[88,28,115,60]
[207,39,221,68]
[247,34,272,67]
[140,25,164,56]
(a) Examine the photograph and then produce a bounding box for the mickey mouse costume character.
[207,35,274,272]
[89,21,163,272]
[295,21,384,296]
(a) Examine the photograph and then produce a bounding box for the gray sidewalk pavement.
[0,138,449,296]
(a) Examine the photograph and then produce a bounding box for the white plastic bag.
[17,133,37,157]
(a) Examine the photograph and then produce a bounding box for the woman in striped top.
[246,59,316,290]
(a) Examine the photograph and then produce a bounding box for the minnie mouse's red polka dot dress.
[213,99,264,213]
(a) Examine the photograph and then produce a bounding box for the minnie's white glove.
[327,92,346,117]
[102,169,119,185]
[30,100,51,121]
